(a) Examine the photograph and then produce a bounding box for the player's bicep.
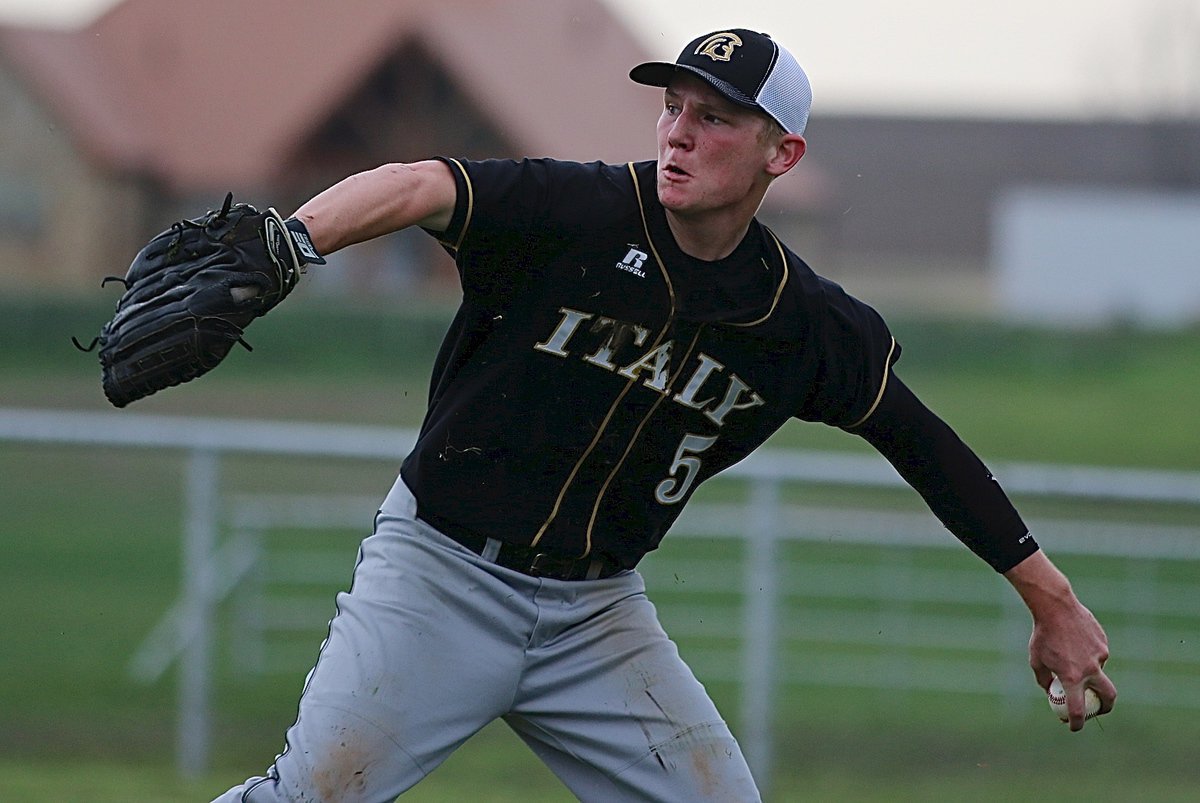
[292,160,457,254]
[842,335,897,429]
[408,160,458,232]
[793,282,900,428]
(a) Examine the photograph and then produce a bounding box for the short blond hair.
[758,116,787,144]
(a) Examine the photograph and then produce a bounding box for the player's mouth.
[661,163,690,180]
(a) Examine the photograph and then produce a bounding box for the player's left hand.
[75,193,324,407]
[1005,550,1117,731]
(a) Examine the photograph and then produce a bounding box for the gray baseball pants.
[212,476,761,802]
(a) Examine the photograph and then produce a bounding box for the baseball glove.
[75,193,324,407]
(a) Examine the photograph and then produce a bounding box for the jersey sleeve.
[427,157,633,305]
[853,374,1039,572]
[793,275,901,428]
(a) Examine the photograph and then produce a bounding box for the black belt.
[420,512,622,581]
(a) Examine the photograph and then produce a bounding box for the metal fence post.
[179,447,220,778]
[741,477,781,795]
[231,521,266,677]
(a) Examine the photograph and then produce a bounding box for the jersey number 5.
[655,434,718,505]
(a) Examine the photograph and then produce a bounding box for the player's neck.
[664,210,753,262]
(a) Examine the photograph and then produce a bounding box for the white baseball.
[230,286,260,302]
[1047,676,1101,722]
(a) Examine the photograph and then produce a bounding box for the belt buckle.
[528,552,556,578]
[528,552,576,580]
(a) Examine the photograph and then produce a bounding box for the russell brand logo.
[616,246,648,278]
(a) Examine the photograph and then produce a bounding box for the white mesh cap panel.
[757,45,811,135]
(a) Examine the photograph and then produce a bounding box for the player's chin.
[656,182,696,213]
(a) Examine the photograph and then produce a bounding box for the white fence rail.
[3,407,1199,788]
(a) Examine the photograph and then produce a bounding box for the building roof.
[0,0,658,191]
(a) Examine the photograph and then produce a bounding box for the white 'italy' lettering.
[534,308,593,357]
[533,310,767,427]
[705,374,765,426]
[617,342,673,392]
[672,352,725,410]
[583,318,649,371]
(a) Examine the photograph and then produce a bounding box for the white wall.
[993,187,1200,327]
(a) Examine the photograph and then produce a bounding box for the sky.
[1,0,1197,119]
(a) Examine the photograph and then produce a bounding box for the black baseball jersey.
[401,158,898,569]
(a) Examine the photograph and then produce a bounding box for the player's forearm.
[292,160,456,255]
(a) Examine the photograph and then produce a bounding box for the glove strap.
[264,208,327,283]
[263,209,302,290]
[284,216,327,266]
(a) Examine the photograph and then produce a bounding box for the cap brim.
[629,61,679,88]
[629,62,760,110]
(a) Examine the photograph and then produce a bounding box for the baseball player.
[214,29,1116,802]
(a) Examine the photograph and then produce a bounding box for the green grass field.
[2,296,1199,801]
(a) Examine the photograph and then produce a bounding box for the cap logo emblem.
[694,32,743,62]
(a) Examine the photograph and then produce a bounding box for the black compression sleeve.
[850,374,1038,572]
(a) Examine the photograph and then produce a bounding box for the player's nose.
[666,114,695,150]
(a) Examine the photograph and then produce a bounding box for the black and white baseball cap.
[629,29,812,136]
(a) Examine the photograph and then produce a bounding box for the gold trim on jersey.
[628,163,677,309]
[530,375,640,554]
[443,158,473,255]
[725,229,790,328]
[845,336,897,429]
[584,326,706,554]
[529,164,678,555]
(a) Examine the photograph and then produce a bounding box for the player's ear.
[766,134,806,178]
